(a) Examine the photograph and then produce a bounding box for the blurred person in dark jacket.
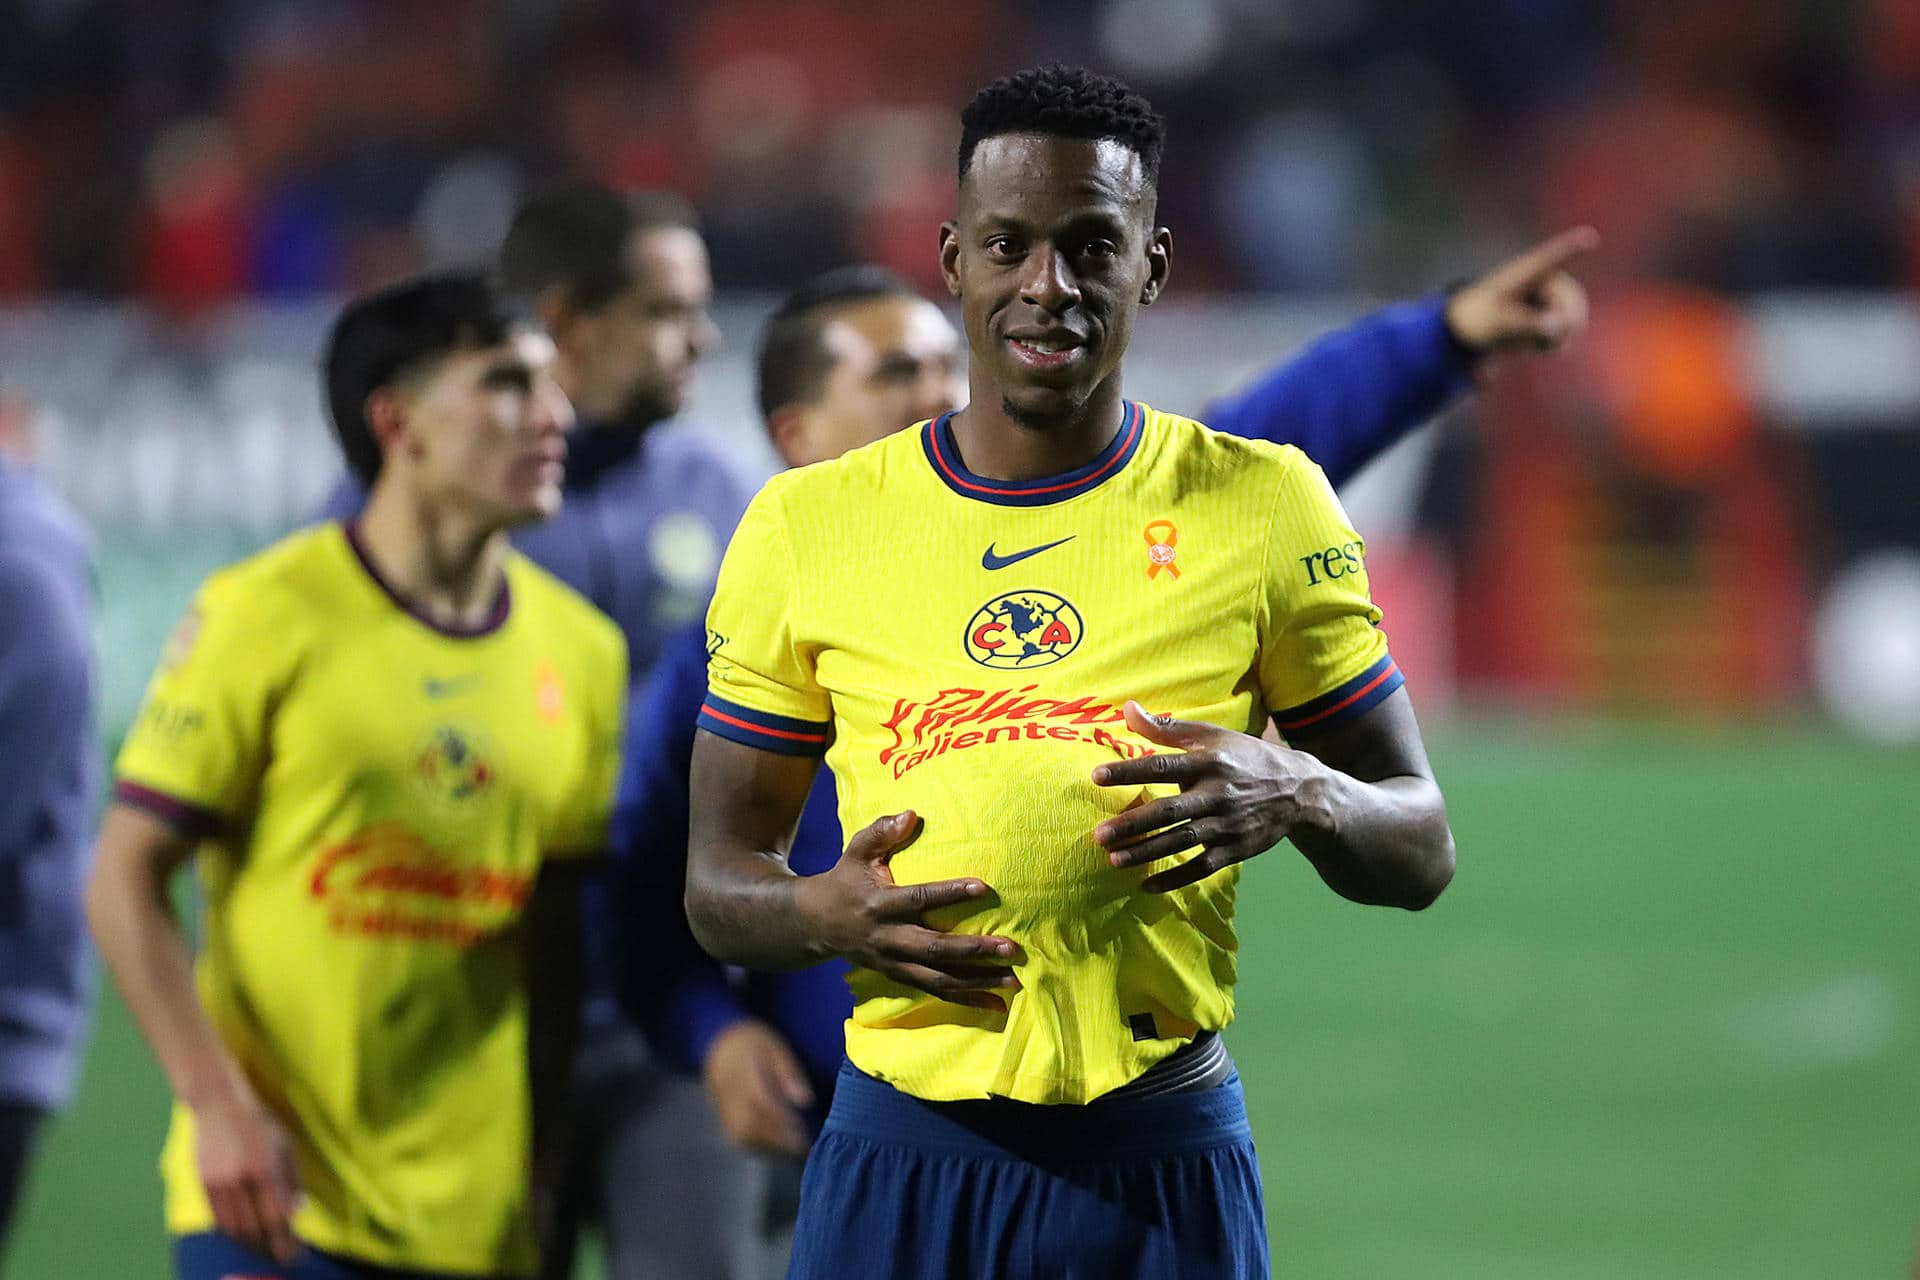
[0,393,99,1263]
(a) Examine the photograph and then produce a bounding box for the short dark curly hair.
[958,65,1164,186]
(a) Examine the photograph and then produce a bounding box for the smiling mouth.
[1006,334,1087,371]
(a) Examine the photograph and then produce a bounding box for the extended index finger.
[1092,750,1211,789]
[1488,225,1600,291]
[875,875,997,922]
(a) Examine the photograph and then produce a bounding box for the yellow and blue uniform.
[703,401,1400,1108]
[705,403,1402,1278]
[115,522,626,1278]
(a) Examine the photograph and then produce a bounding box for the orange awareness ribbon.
[1143,520,1179,579]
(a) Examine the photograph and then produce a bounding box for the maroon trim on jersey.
[342,521,512,639]
[113,780,225,838]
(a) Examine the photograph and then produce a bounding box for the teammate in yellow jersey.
[685,66,1455,1279]
[86,273,627,1280]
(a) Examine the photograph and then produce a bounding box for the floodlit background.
[3,1,1916,1276]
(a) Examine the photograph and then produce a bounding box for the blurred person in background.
[88,273,627,1280]
[0,392,99,1266]
[322,182,765,1280]
[612,221,1592,1272]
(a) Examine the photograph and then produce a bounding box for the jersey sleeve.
[113,574,290,832]
[699,484,831,757]
[1256,451,1405,737]
[545,620,630,860]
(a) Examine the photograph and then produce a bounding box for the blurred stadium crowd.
[4,0,1920,304]
[2,0,1918,737]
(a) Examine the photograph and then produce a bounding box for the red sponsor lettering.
[308,822,532,946]
[878,685,1149,779]
[880,685,1130,762]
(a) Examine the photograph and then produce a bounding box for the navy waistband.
[821,1060,1252,1163]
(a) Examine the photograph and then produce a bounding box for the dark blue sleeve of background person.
[602,624,756,1074]
[1202,293,1473,487]
[608,623,853,1108]
[315,474,367,522]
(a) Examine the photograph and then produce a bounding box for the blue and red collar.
[921,400,1145,507]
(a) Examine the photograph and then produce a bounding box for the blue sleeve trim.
[697,693,830,757]
[1272,652,1405,736]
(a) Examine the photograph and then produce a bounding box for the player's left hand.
[1444,225,1599,357]
[1091,701,1331,893]
[703,1020,815,1157]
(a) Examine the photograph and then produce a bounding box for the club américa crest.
[964,590,1084,669]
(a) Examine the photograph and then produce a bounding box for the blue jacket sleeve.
[608,623,754,1075]
[0,551,95,855]
[1203,293,1474,489]
[315,474,368,523]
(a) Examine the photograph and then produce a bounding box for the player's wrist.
[173,1051,261,1120]
[1283,753,1342,840]
[788,871,846,965]
[184,1077,266,1129]
[1440,283,1491,364]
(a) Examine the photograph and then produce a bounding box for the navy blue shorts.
[787,1060,1268,1280]
[173,1232,492,1280]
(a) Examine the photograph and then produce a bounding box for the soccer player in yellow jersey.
[686,66,1456,1279]
[86,273,628,1280]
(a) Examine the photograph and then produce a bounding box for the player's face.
[940,134,1169,429]
[401,330,572,527]
[560,226,718,428]
[779,296,963,467]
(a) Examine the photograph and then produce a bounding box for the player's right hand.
[795,810,1023,1010]
[195,1089,303,1265]
[704,1020,815,1156]
[1444,225,1598,356]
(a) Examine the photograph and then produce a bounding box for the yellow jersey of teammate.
[702,401,1401,1104]
[115,521,626,1276]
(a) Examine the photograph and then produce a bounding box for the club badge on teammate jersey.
[411,723,496,807]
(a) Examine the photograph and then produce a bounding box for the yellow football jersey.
[114,522,626,1277]
[703,402,1403,1105]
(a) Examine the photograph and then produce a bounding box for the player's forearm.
[1289,769,1454,909]
[685,844,831,971]
[86,851,253,1113]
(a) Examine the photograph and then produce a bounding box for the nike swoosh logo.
[982,536,1075,570]
[423,675,483,698]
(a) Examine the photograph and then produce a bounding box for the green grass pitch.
[10,723,1916,1278]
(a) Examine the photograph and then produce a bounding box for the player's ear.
[531,284,576,343]
[1140,226,1172,306]
[938,221,963,299]
[764,403,810,470]
[364,385,420,467]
